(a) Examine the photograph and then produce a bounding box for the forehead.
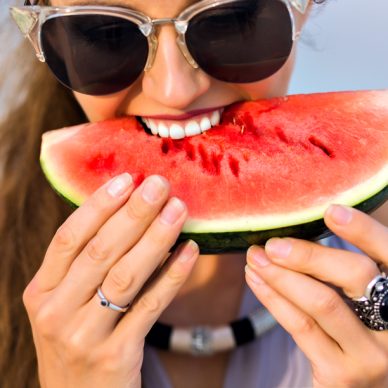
[51,0,202,17]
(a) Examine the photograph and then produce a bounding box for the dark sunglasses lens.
[41,14,148,95]
[186,0,293,83]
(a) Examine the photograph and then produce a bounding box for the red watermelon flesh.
[40,91,388,251]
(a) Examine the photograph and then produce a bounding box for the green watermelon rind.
[177,186,387,253]
[40,126,87,207]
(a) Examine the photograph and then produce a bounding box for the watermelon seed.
[228,155,240,178]
[308,136,334,158]
[184,142,196,161]
[161,139,171,154]
[275,126,290,144]
[231,112,259,136]
[198,143,223,175]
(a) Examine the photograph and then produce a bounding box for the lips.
[140,108,224,139]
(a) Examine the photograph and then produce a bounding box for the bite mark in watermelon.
[40,91,388,253]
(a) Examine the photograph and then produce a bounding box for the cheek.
[73,90,131,122]
[235,45,297,100]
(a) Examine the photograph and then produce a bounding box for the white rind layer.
[182,164,388,233]
[41,126,387,235]
[41,125,86,206]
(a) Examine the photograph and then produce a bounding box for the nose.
[141,25,211,110]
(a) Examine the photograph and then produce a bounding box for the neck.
[159,252,247,326]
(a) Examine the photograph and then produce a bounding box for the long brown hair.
[0,38,85,387]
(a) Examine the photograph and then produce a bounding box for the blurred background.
[1,0,388,116]
[290,0,388,93]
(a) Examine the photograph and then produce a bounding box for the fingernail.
[107,173,133,197]
[327,204,352,225]
[249,247,270,267]
[142,176,167,204]
[179,240,199,262]
[245,265,265,284]
[266,238,292,259]
[160,197,186,225]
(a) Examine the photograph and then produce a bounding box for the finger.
[247,246,378,358]
[35,173,134,291]
[54,175,171,299]
[111,240,199,342]
[244,263,341,368]
[324,204,388,264]
[264,237,379,299]
[54,196,187,311]
[98,197,188,307]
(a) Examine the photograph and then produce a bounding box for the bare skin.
[24,1,388,387]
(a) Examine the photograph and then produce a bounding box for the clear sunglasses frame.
[10,0,310,72]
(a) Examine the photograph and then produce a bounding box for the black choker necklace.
[145,308,277,356]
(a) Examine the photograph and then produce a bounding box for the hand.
[23,173,199,388]
[246,205,388,387]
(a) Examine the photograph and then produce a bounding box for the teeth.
[141,108,222,139]
[158,123,169,138]
[185,121,201,137]
[148,119,159,135]
[170,124,185,139]
[200,117,211,132]
[210,110,220,126]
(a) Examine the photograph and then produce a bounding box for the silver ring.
[351,274,388,331]
[97,287,130,313]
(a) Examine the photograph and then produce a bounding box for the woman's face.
[53,0,310,132]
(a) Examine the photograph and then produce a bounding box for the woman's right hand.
[23,173,199,388]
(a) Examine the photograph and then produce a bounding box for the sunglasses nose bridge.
[142,18,199,71]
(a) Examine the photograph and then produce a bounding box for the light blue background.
[290,0,388,93]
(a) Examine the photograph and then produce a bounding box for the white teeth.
[141,108,222,139]
[210,110,220,126]
[200,117,211,132]
[158,123,170,138]
[185,121,202,137]
[148,119,159,135]
[170,124,185,139]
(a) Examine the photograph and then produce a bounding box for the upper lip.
[141,106,226,121]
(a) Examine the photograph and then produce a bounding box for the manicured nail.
[266,238,292,259]
[327,204,352,225]
[142,176,167,204]
[179,240,199,262]
[107,173,133,197]
[249,247,270,267]
[160,197,186,225]
[245,265,265,284]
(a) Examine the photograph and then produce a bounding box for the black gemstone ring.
[97,287,131,313]
[351,275,388,331]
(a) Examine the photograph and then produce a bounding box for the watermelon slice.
[40,91,388,253]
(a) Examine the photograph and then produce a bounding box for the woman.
[1,0,387,387]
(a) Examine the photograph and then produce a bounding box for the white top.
[142,235,361,387]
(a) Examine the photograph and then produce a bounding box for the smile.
[140,108,223,139]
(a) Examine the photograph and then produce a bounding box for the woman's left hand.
[246,204,388,388]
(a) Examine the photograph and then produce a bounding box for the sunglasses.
[11,0,309,96]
